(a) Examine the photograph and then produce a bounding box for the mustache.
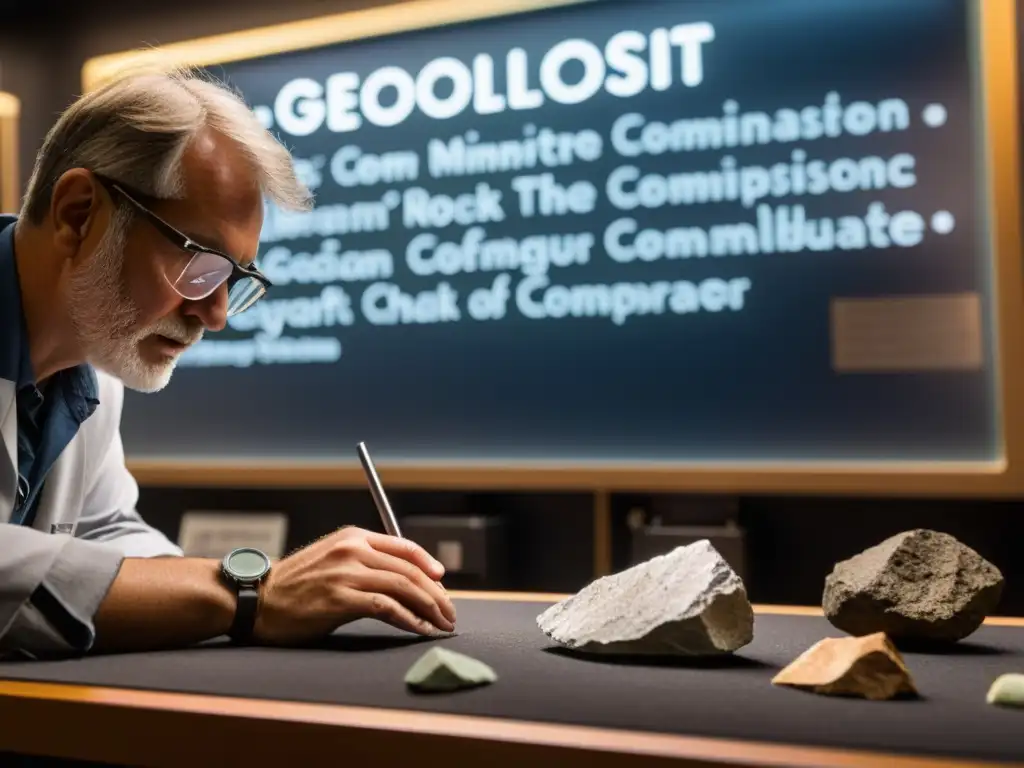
[147,317,205,346]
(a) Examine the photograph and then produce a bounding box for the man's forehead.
[180,129,262,214]
[174,131,264,265]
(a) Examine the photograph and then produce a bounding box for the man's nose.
[182,283,228,332]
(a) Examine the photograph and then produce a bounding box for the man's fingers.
[363,532,445,580]
[361,567,453,632]
[349,588,447,637]
[361,547,456,626]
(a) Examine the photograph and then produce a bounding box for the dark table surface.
[0,599,1022,763]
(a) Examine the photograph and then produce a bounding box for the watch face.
[228,548,270,580]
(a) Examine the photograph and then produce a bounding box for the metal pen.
[356,441,402,538]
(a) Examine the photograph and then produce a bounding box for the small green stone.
[986,674,1024,708]
[404,647,497,692]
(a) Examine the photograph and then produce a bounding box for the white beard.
[65,206,204,393]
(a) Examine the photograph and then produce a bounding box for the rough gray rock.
[822,529,1004,643]
[536,539,754,656]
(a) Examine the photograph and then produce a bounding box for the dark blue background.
[119,0,998,464]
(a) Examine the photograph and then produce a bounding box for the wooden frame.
[2,594,1021,768]
[81,0,1024,499]
[0,91,19,213]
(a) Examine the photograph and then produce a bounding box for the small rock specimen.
[404,647,496,692]
[536,539,754,656]
[822,529,1004,643]
[772,632,917,700]
[987,674,1024,708]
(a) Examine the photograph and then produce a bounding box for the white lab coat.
[0,367,181,657]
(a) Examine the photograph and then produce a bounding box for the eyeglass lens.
[170,251,265,317]
[226,275,266,316]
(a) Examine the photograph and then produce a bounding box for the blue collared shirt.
[0,215,99,527]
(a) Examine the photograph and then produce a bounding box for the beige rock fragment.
[772,632,917,700]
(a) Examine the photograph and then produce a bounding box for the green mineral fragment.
[987,674,1024,708]
[404,647,496,692]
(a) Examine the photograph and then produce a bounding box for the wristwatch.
[221,547,272,643]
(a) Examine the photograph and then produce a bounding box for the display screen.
[228,549,269,579]
[115,0,998,465]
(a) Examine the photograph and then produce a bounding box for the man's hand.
[252,526,456,645]
[91,526,455,655]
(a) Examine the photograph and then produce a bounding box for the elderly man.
[0,68,455,658]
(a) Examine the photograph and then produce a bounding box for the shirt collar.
[0,215,100,412]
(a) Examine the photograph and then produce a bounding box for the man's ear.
[49,169,105,263]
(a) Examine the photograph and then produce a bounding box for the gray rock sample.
[822,529,1004,643]
[404,647,496,692]
[536,539,754,656]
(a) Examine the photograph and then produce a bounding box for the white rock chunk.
[404,647,496,692]
[536,539,754,656]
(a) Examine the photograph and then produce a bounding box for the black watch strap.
[228,585,260,643]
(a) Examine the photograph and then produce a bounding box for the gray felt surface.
[1,599,1023,762]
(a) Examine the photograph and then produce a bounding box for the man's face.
[65,204,200,392]
[63,129,265,392]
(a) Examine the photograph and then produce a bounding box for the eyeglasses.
[94,174,272,316]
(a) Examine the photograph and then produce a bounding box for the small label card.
[178,510,289,559]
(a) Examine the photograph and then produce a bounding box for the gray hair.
[22,65,313,224]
